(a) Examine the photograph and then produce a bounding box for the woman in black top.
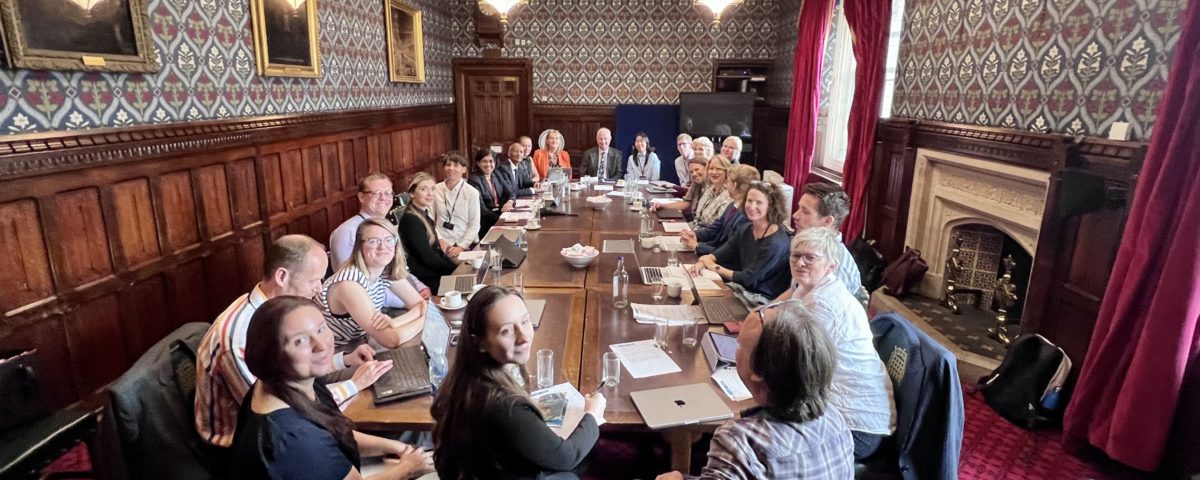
[398,172,459,294]
[468,148,515,238]
[432,286,608,480]
[230,296,431,480]
[693,181,792,301]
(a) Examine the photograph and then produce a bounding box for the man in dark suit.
[581,127,623,181]
[496,139,538,196]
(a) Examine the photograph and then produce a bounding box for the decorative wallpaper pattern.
[891,0,1187,141]
[450,0,782,105]
[0,0,454,134]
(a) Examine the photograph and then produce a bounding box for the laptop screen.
[421,300,450,355]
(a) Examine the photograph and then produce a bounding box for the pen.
[591,383,604,396]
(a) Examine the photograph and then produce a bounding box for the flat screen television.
[678,92,755,139]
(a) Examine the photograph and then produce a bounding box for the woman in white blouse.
[625,132,660,181]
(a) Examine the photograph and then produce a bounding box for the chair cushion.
[0,407,95,479]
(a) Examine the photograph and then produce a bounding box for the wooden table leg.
[666,430,699,474]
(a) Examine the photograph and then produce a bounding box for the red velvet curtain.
[782,0,834,197]
[838,0,893,241]
[1063,0,1200,471]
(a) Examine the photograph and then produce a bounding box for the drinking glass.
[512,273,525,296]
[667,249,680,268]
[536,349,554,389]
[489,247,503,272]
[602,352,621,387]
[651,282,666,304]
[682,320,700,347]
[653,322,669,349]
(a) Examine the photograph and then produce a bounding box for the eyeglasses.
[364,236,398,248]
[754,300,788,323]
[790,252,824,265]
[361,190,394,198]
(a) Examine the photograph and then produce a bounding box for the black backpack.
[977,334,1072,429]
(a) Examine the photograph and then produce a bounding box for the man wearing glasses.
[672,133,694,187]
[329,173,431,307]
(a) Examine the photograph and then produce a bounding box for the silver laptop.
[481,227,522,245]
[638,265,689,285]
[630,383,734,429]
[438,274,477,294]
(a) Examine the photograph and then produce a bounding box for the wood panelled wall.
[0,105,454,408]
[864,119,1145,372]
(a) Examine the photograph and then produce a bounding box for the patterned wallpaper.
[450,0,782,105]
[0,0,455,134]
[891,0,1187,141]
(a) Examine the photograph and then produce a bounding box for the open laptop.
[372,301,451,404]
[438,265,487,295]
[492,236,527,268]
[481,227,522,245]
[697,295,750,325]
[639,265,689,285]
[630,383,733,429]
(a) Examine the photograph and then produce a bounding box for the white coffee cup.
[443,290,464,308]
[641,236,656,249]
[666,279,684,298]
[469,257,484,269]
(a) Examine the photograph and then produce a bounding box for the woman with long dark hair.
[231,296,432,479]
[625,132,661,181]
[431,286,607,479]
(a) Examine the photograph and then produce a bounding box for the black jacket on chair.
[95,322,217,480]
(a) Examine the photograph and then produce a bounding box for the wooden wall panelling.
[865,119,917,263]
[750,105,789,175]
[0,105,454,408]
[0,199,55,312]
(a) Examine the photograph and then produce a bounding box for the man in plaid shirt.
[658,300,854,479]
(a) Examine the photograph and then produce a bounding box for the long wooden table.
[346,184,751,472]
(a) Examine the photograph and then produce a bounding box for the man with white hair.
[581,127,623,181]
[721,135,743,164]
[673,133,694,187]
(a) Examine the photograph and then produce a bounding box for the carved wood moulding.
[0,104,454,182]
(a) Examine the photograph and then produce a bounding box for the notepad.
[530,383,587,439]
[661,221,689,233]
[610,340,682,378]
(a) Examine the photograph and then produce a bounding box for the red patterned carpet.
[43,389,1147,479]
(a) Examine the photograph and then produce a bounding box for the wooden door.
[453,58,532,155]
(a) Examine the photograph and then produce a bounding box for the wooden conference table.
[345,184,757,472]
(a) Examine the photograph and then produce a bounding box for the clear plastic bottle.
[639,208,653,240]
[429,349,448,390]
[612,256,630,309]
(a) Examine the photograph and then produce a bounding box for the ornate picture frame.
[385,0,424,83]
[250,0,321,78]
[0,0,159,73]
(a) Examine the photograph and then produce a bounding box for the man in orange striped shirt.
[194,234,392,447]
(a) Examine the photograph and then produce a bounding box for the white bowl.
[586,196,612,210]
[563,252,598,268]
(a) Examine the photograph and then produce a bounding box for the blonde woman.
[690,154,734,228]
[683,164,758,255]
[532,129,571,179]
[397,172,459,294]
[317,218,426,351]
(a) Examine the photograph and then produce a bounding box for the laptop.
[630,383,734,429]
[438,265,487,295]
[638,265,689,285]
[492,236,527,268]
[655,209,684,220]
[481,227,522,245]
[697,296,750,325]
[371,302,451,404]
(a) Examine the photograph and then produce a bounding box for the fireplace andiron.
[988,255,1018,346]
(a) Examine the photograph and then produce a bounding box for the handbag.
[850,238,887,293]
[0,348,51,432]
[881,247,928,297]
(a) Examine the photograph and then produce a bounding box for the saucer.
[438,297,467,311]
[525,223,542,230]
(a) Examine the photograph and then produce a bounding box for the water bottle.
[639,208,652,240]
[429,350,448,390]
[517,228,527,251]
[612,256,630,309]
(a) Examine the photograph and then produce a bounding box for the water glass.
[602,352,621,387]
[651,282,666,304]
[682,320,700,347]
[667,249,680,268]
[653,322,669,349]
[536,349,554,389]
[512,273,525,296]
[489,247,503,272]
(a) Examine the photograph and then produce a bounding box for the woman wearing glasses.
[398,172,459,294]
[692,181,791,303]
[784,227,895,461]
[317,218,427,352]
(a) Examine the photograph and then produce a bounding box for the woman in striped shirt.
[317,218,427,352]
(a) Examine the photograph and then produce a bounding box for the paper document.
[593,184,613,191]
[500,211,534,222]
[657,236,691,252]
[603,239,635,254]
[631,304,707,325]
[660,221,689,233]
[530,383,587,439]
[610,340,682,378]
[684,264,723,280]
[651,180,675,188]
[457,250,487,261]
[712,368,753,401]
[515,199,535,208]
[606,191,628,197]
[650,197,683,205]
[692,277,724,292]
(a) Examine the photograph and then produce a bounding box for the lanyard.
[441,181,464,223]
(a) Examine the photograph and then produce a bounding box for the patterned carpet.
[898,294,1019,361]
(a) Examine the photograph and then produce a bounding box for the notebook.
[630,383,733,429]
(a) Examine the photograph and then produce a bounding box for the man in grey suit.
[581,127,623,181]
[496,140,538,196]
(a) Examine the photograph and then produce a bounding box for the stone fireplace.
[903,148,1050,301]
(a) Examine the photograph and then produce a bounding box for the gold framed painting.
[250,0,321,78]
[0,0,158,73]
[385,0,424,83]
